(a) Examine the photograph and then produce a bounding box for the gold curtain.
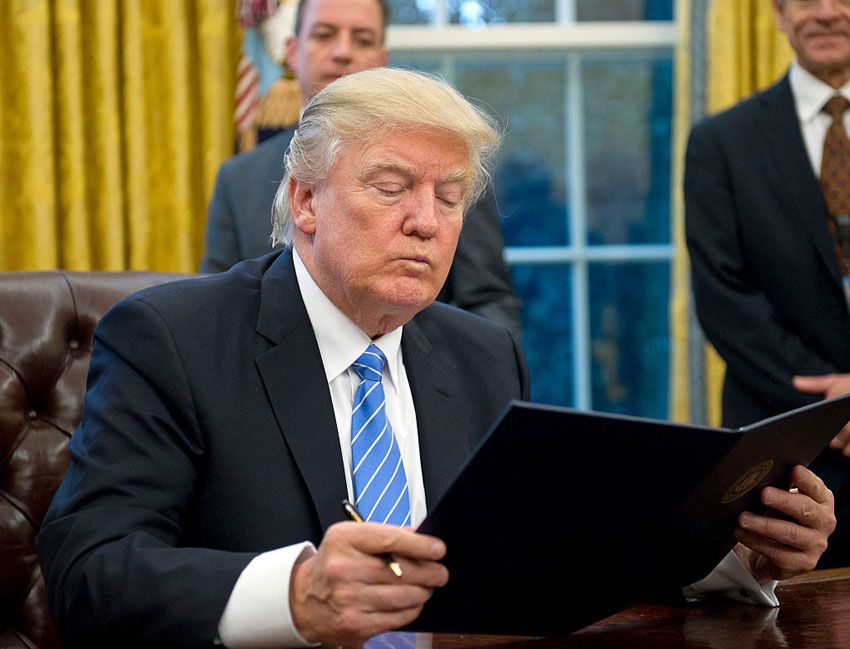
[671,0,792,424]
[706,0,793,114]
[670,0,694,423]
[0,0,241,272]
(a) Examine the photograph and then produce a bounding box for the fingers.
[788,464,835,512]
[830,422,850,456]
[792,375,850,453]
[323,522,448,585]
[734,511,824,580]
[290,522,449,646]
[793,373,850,399]
[735,465,835,581]
[793,374,836,395]
[350,522,447,564]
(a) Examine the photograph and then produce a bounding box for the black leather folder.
[409,394,850,636]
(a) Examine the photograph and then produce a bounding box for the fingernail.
[740,512,755,528]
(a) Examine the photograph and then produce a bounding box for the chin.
[381,281,438,312]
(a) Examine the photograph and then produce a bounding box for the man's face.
[290,126,470,336]
[286,0,389,102]
[775,0,850,87]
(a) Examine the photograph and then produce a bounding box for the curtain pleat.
[1,0,58,270]
[0,0,240,272]
[670,0,693,423]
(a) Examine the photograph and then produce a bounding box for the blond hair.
[271,67,500,245]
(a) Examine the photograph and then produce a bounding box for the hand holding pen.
[289,504,449,646]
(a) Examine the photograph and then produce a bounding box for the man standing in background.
[685,0,850,567]
[201,0,522,338]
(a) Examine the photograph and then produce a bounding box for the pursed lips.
[397,255,432,267]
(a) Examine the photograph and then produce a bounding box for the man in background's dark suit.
[200,0,522,337]
[685,0,850,567]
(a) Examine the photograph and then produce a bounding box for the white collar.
[293,248,403,392]
[789,60,850,123]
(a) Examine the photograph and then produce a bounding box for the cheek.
[445,213,464,242]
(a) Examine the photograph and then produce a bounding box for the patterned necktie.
[821,95,850,216]
[820,95,850,281]
[350,345,411,526]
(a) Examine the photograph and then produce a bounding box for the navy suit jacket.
[685,74,850,428]
[38,249,529,648]
[200,129,523,337]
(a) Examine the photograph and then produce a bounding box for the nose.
[813,0,843,18]
[331,32,353,62]
[401,187,439,239]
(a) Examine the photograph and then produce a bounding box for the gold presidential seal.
[722,460,774,504]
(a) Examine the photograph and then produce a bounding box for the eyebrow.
[310,22,378,38]
[361,160,472,186]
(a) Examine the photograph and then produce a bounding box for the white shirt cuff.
[218,542,318,648]
[682,550,779,607]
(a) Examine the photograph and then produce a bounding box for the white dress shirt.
[789,61,850,176]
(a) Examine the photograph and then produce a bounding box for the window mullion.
[557,0,576,24]
[566,51,590,411]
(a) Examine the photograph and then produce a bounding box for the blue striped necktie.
[350,345,411,526]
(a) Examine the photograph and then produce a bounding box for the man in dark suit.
[685,0,850,567]
[39,68,834,649]
[201,0,522,338]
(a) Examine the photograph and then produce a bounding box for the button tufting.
[69,339,80,350]
[27,409,38,419]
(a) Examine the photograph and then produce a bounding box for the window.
[387,0,675,418]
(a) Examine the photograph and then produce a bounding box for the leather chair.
[0,270,191,649]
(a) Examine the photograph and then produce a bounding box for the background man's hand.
[290,522,448,647]
[793,374,850,456]
[734,465,836,581]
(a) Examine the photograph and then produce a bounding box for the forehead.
[334,127,471,179]
[301,0,385,31]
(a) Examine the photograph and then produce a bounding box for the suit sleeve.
[37,298,257,648]
[684,121,837,413]
[200,163,241,273]
[447,187,523,339]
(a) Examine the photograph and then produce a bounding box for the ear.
[289,177,318,236]
[285,34,298,71]
[772,1,788,33]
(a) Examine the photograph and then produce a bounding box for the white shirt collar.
[789,60,850,123]
[292,248,403,392]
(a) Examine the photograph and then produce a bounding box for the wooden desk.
[411,568,850,648]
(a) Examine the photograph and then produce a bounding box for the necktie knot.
[352,344,386,382]
[823,95,850,122]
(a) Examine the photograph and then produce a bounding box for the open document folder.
[409,394,850,636]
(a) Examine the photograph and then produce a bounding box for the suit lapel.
[757,76,843,284]
[402,316,474,508]
[254,249,347,532]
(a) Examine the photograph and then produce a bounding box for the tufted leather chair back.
[0,270,192,649]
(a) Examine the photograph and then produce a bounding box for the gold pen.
[341,499,404,577]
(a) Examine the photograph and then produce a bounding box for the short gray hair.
[271,67,501,245]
